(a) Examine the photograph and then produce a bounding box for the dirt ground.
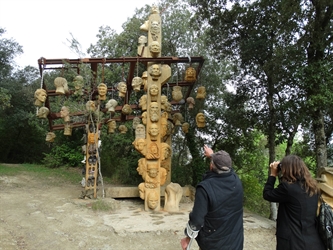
[0,169,276,250]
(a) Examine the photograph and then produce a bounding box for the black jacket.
[189,170,244,250]
[263,176,325,250]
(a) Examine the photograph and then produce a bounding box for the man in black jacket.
[181,145,244,250]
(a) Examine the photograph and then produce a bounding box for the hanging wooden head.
[86,100,96,112]
[60,106,70,122]
[186,97,195,109]
[45,132,56,142]
[196,86,206,100]
[98,83,107,101]
[139,94,148,111]
[106,119,116,134]
[172,112,184,126]
[37,107,49,119]
[54,77,69,95]
[117,81,127,97]
[182,122,190,133]
[73,75,84,96]
[118,125,128,134]
[132,117,141,130]
[141,71,148,92]
[196,112,206,128]
[64,123,72,136]
[132,76,143,92]
[172,86,183,102]
[122,104,133,115]
[185,67,196,82]
[34,88,47,107]
[105,99,118,114]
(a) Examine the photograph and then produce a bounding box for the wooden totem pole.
[134,6,172,211]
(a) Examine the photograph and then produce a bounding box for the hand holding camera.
[269,161,280,177]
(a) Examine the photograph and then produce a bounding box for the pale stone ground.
[0,172,276,250]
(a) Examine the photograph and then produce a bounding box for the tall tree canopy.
[190,0,333,172]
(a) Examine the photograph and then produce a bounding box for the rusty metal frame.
[38,56,205,131]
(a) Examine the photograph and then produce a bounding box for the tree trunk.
[269,202,278,221]
[313,109,327,176]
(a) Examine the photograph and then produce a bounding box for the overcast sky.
[0,0,157,68]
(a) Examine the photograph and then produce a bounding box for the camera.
[277,163,282,171]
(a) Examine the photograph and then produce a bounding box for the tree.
[189,0,333,173]
[0,28,23,110]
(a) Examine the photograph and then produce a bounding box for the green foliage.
[0,87,11,110]
[99,123,142,185]
[241,175,270,217]
[42,143,82,168]
[0,27,23,80]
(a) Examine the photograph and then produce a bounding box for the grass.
[0,163,112,186]
[91,199,113,211]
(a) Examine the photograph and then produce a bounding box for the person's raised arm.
[204,145,214,158]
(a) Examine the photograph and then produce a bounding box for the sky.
[0,0,157,68]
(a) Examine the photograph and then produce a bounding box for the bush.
[42,144,82,168]
[241,175,270,217]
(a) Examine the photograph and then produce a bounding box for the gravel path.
[0,174,276,250]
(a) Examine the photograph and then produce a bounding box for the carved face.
[132,77,142,91]
[139,95,147,109]
[149,102,159,122]
[147,191,158,210]
[149,84,159,97]
[149,64,161,80]
[141,111,147,125]
[119,125,128,133]
[149,41,160,56]
[35,89,47,102]
[106,99,118,111]
[196,86,206,99]
[74,75,84,89]
[162,143,172,160]
[135,124,145,138]
[98,83,107,96]
[37,107,49,118]
[161,95,167,104]
[197,113,205,122]
[132,117,141,129]
[122,104,132,115]
[172,86,183,102]
[138,35,147,44]
[60,106,69,117]
[196,113,206,128]
[45,132,56,142]
[141,71,148,90]
[185,67,196,82]
[150,102,159,114]
[148,168,158,179]
[137,158,146,176]
[151,144,158,154]
[54,77,68,94]
[150,21,160,34]
[86,101,96,111]
[136,138,146,151]
[182,122,189,133]
[117,82,127,94]
[149,123,159,137]
[107,120,116,133]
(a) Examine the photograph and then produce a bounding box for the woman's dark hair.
[279,155,319,196]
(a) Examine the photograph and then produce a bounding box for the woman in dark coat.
[263,155,325,250]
